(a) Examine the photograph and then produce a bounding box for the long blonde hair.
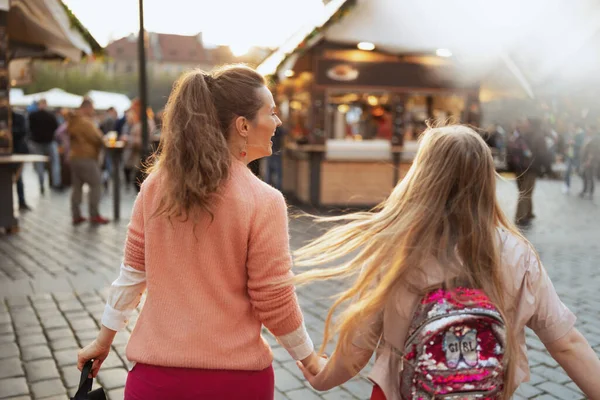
[147,64,265,220]
[294,124,526,396]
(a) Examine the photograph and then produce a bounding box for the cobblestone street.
[0,166,599,400]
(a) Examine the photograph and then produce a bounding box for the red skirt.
[124,363,274,400]
[371,384,387,400]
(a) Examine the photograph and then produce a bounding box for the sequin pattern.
[399,288,505,399]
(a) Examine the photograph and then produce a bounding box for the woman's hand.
[297,354,329,390]
[300,352,328,375]
[77,340,111,378]
[76,326,117,378]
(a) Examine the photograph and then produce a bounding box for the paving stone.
[530,365,571,384]
[97,368,128,390]
[339,379,373,399]
[286,388,323,400]
[6,296,31,308]
[30,378,66,400]
[68,318,97,332]
[49,337,79,352]
[58,302,84,313]
[536,381,584,400]
[0,333,16,344]
[18,334,47,347]
[0,357,25,378]
[32,301,59,312]
[24,359,60,382]
[272,347,291,363]
[566,382,584,395]
[0,323,14,334]
[14,324,44,338]
[107,387,125,400]
[75,330,98,342]
[282,360,304,380]
[109,333,129,347]
[21,345,52,362]
[52,348,78,368]
[274,368,304,392]
[534,395,561,400]
[0,342,20,359]
[0,377,29,398]
[322,388,358,400]
[46,328,74,342]
[101,352,125,369]
[12,314,39,329]
[59,365,81,389]
[514,382,542,398]
[39,315,68,330]
[64,311,90,321]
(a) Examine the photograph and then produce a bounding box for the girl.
[294,124,600,400]
[77,65,324,399]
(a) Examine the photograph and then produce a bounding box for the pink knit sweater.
[123,159,305,370]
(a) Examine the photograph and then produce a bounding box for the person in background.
[11,109,31,211]
[55,111,72,188]
[76,65,324,399]
[507,118,547,226]
[265,125,285,190]
[99,107,119,190]
[67,99,109,225]
[28,98,61,193]
[121,101,155,192]
[100,107,118,135]
[579,126,599,200]
[562,124,585,194]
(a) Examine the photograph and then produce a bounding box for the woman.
[77,65,324,399]
[120,100,156,190]
[292,125,600,399]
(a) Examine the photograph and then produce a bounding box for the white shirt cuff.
[101,302,135,331]
[276,323,314,361]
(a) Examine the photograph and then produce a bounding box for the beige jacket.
[321,229,576,400]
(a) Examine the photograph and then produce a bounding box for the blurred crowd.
[11,97,164,224]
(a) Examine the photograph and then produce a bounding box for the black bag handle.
[70,360,107,400]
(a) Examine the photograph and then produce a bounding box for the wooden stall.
[259,0,480,207]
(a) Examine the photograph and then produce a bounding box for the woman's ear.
[234,116,250,139]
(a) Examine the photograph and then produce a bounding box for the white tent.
[85,90,132,115]
[11,88,83,109]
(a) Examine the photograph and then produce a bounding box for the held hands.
[297,352,329,390]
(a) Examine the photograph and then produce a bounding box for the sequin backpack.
[399,287,506,399]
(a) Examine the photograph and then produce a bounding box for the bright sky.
[63,0,326,53]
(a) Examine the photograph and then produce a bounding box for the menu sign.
[0,8,10,154]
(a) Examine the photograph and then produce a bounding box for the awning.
[7,0,101,61]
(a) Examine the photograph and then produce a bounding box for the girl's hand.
[77,340,111,378]
[300,352,328,375]
[296,355,328,390]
